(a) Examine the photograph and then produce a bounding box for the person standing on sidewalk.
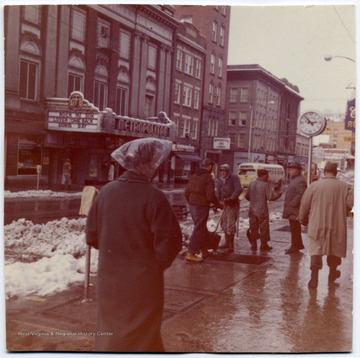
[86,138,182,352]
[299,161,353,289]
[185,158,222,262]
[282,162,307,254]
[216,163,243,252]
[245,169,282,252]
[62,158,71,190]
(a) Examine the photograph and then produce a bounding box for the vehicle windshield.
[239,169,256,175]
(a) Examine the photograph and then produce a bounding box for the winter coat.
[85,171,182,352]
[298,177,353,257]
[185,168,221,207]
[216,173,243,207]
[282,174,307,220]
[245,177,282,217]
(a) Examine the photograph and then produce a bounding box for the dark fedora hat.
[287,162,302,170]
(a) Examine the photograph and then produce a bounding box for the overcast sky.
[227,4,356,115]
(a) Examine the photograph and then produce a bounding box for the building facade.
[4,4,179,187]
[171,21,206,182]
[226,65,303,172]
[173,5,231,166]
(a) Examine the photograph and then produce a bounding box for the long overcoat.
[86,171,182,352]
[282,174,307,220]
[298,177,353,257]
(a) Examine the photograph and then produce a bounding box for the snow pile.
[4,190,82,199]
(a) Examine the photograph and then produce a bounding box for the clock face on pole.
[298,110,326,137]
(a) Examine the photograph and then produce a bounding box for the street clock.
[298,110,327,137]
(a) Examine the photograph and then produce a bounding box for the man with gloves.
[216,164,243,252]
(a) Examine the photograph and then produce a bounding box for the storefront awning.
[175,153,202,162]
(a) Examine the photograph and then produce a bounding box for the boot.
[308,268,319,289]
[219,234,229,249]
[228,234,234,252]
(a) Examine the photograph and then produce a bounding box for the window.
[212,21,217,42]
[93,80,107,110]
[229,111,237,126]
[176,49,183,70]
[23,5,40,24]
[183,85,193,107]
[208,117,218,136]
[219,26,225,46]
[184,118,191,137]
[192,118,199,139]
[71,8,86,42]
[145,95,155,117]
[174,82,181,104]
[238,133,246,149]
[115,86,128,116]
[97,19,110,48]
[119,30,131,59]
[148,44,157,69]
[239,112,247,126]
[17,137,41,176]
[194,89,200,109]
[68,73,83,97]
[195,59,202,79]
[20,59,37,100]
[240,87,249,102]
[218,57,223,77]
[184,53,194,75]
[208,83,214,104]
[215,86,221,106]
[210,54,215,74]
[229,87,238,103]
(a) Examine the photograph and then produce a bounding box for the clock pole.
[307,137,313,186]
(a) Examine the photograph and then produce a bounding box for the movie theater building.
[4,4,179,187]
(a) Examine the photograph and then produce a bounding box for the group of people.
[84,137,353,352]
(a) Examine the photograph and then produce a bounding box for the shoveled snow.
[4,189,283,299]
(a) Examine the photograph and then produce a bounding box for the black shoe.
[260,245,272,252]
[285,247,300,254]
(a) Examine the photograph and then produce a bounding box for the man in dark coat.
[282,162,307,254]
[216,163,243,252]
[86,138,182,352]
[185,158,222,262]
[245,169,282,252]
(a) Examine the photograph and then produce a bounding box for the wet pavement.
[5,212,354,354]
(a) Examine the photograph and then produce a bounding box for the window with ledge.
[210,54,215,74]
[215,86,221,106]
[183,85,193,107]
[229,87,238,103]
[229,111,237,126]
[184,53,194,76]
[145,95,155,117]
[240,87,249,102]
[194,89,200,109]
[93,80,107,110]
[219,26,225,46]
[174,82,181,104]
[115,86,128,116]
[195,59,202,79]
[68,73,83,97]
[192,118,199,139]
[71,8,86,42]
[176,49,183,71]
[212,21,217,42]
[238,133,246,149]
[208,83,214,104]
[218,57,223,77]
[239,111,247,126]
[20,59,38,100]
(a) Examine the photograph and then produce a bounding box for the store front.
[172,144,202,183]
[44,92,176,187]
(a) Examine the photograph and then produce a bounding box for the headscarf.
[111,138,172,180]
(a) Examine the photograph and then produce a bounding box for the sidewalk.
[4,217,355,354]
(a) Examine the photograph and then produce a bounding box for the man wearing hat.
[299,161,353,289]
[282,162,307,254]
[216,163,243,252]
